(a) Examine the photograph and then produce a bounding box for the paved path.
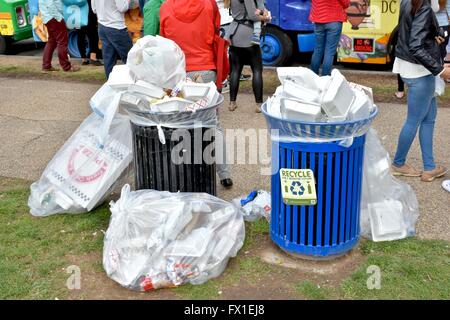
[0,77,448,241]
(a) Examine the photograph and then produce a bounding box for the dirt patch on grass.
[66,252,179,300]
[0,176,29,192]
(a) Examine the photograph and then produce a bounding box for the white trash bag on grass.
[360,129,420,242]
[103,185,245,291]
[28,113,133,217]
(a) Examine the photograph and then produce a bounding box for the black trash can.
[124,95,223,196]
[131,125,216,195]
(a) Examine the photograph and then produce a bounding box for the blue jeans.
[393,75,437,171]
[98,24,133,79]
[311,22,343,76]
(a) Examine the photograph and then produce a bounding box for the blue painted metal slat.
[332,152,341,245]
[339,151,348,243]
[293,150,300,244]
[308,152,315,245]
[316,152,324,247]
[351,147,360,239]
[280,147,286,238]
[324,152,333,246]
[345,149,354,241]
[286,147,293,242]
[300,151,307,245]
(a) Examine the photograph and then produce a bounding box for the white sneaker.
[221,80,230,93]
[442,180,450,193]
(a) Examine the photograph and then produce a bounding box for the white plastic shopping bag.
[127,35,186,90]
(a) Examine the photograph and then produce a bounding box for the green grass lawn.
[0,178,449,300]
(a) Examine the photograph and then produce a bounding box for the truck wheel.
[68,30,90,58]
[261,26,293,66]
[0,36,6,55]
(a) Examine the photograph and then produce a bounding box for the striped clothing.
[309,0,350,24]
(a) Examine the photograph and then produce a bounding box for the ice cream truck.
[0,0,32,54]
[227,0,400,66]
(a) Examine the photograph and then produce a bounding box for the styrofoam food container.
[277,67,320,91]
[283,80,321,104]
[151,98,193,113]
[320,69,355,118]
[107,65,135,90]
[348,90,371,121]
[369,200,407,242]
[181,83,211,101]
[349,82,374,104]
[130,80,166,99]
[280,98,322,122]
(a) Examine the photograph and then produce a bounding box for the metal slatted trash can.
[123,95,224,196]
[262,104,378,259]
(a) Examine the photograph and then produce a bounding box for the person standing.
[39,0,80,72]
[143,0,165,36]
[392,0,450,182]
[160,0,234,189]
[433,0,450,60]
[309,0,350,76]
[91,0,133,79]
[76,0,103,66]
[226,0,271,113]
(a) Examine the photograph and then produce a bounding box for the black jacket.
[395,0,443,76]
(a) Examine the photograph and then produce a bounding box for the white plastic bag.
[360,129,420,241]
[103,185,245,291]
[127,36,186,90]
[28,113,133,217]
[232,190,271,222]
[435,76,446,96]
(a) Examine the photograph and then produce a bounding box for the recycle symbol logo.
[290,181,305,196]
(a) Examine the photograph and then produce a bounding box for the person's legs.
[310,23,326,75]
[98,24,118,79]
[393,75,435,169]
[111,28,133,65]
[53,19,72,71]
[215,123,232,183]
[77,27,88,61]
[184,70,232,184]
[395,74,405,98]
[229,46,245,109]
[419,96,437,171]
[321,22,343,76]
[248,46,264,111]
[42,19,58,70]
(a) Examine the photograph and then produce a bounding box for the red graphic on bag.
[68,144,108,183]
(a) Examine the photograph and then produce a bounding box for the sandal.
[42,67,59,72]
[64,65,81,72]
[394,91,405,99]
[228,101,237,111]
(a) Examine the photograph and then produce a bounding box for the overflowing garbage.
[232,190,271,222]
[266,67,374,123]
[92,36,221,119]
[28,36,222,217]
[103,185,245,291]
[28,113,133,217]
[360,129,420,242]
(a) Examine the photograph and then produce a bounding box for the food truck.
[242,0,400,66]
[0,0,33,54]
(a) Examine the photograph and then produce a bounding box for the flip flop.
[442,180,450,193]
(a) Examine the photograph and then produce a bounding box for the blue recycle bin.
[262,105,378,259]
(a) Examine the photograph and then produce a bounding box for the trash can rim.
[124,94,224,117]
[261,102,378,127]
